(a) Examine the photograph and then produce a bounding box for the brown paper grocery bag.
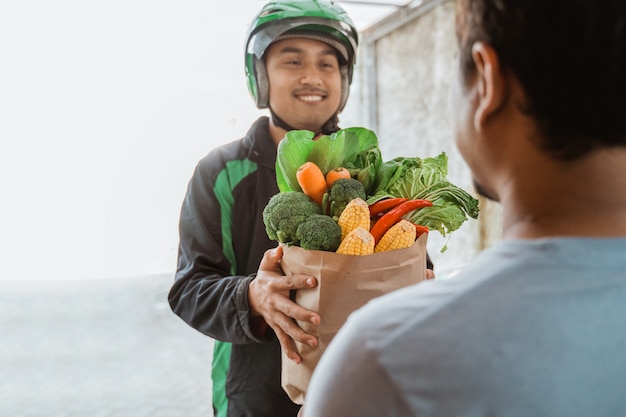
[279,233,428,404]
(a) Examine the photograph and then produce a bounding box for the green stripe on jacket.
[211,158,258,417]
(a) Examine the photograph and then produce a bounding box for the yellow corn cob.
[336,227,375,255]
[374,220,417,253]
[337,198,370,240]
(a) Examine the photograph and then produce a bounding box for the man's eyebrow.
[277,45,337,56]
[277,46,304,54]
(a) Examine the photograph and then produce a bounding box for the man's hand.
[248,246,320,364]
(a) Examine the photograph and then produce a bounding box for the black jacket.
[169,117,300,417]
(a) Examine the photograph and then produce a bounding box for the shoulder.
[197,138,246,172]
[340,239,573,367]
[195,117,273,175]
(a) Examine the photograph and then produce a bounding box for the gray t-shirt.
[304,238,626,417]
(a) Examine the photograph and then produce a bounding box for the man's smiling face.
[264,37,342,132]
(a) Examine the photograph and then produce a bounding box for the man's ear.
[471,42,506,131]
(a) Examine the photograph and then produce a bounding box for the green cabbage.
[276,128,382,195]
[368,152,479,238]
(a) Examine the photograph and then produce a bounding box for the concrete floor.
[0,274,215,417]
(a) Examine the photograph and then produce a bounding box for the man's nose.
[299,66,323,85]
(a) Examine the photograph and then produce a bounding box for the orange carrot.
[296,162,327,206]
[325,167,351,189]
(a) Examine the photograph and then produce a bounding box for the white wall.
[0,1,267,280]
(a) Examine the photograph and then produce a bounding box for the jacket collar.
[243,116,277,169]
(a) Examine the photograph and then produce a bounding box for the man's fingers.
[279,274,317,291]
[274,313,318,347]
[258,247,317,290]
[281,299,320,325]
[275,327,302,364]
[259,246,283,270]
[258,271,317,292]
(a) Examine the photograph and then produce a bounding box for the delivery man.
[168,1,360,416]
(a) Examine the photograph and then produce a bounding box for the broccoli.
[262,191,322,244]
[296,214,342,251]
[325,178,367,218]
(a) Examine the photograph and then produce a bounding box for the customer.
[168,1,360,416]
[302,0,626,416]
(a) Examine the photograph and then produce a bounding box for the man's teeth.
[299,95,323,102]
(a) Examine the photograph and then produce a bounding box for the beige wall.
[341,0,502,275]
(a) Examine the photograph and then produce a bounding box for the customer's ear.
[471,42,506,132]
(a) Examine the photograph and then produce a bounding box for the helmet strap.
[269,109,296,133]
[321,114,340,135]
[269,108,340,136]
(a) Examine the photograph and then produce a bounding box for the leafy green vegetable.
[276,128,382,195]
[273,129,479,251]
[368,152,479,238]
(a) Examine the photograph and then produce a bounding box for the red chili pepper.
[368,197,408,217]
[370,199,433,243]
[412,223,429,236]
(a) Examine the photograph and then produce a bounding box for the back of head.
[244,0,359,112]
[456,0,626,159]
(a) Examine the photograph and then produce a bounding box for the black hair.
[456,0,626,159]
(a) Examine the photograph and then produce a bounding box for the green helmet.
[245,0,359,111]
